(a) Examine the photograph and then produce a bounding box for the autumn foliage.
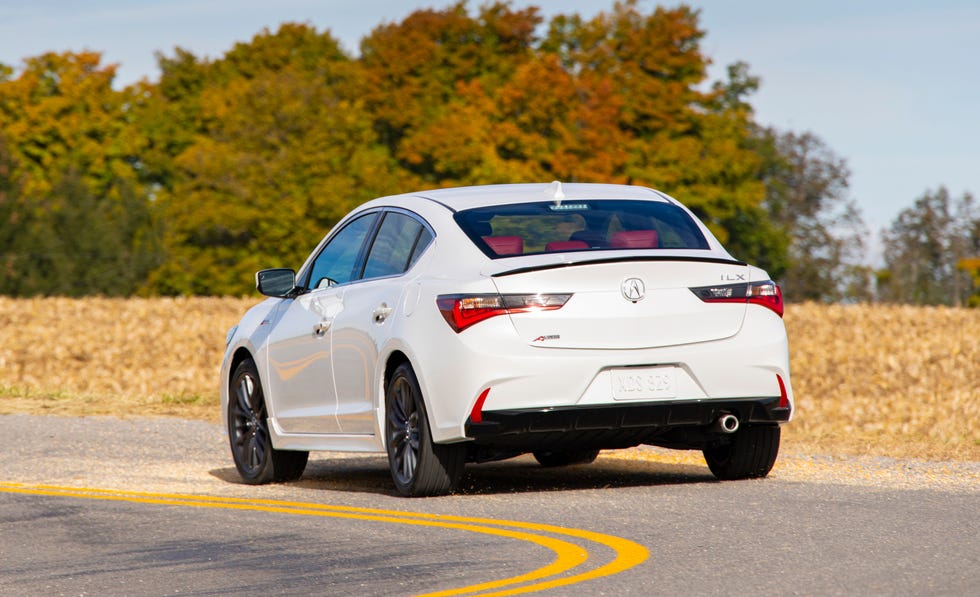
[1,1,776,296]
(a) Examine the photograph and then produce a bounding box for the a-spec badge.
[621,277,646,303]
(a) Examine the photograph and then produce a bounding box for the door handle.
[373,304,393,323]
[313,321,330,337]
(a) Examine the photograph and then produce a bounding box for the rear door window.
[361,211,432,279]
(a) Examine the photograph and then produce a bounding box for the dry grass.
[0,297,256,421]
[0,298,977,461]
[781,303,979,460]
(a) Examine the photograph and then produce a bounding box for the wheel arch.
[383,349,411,391]
[223,347,257,421]
[378,349,410,448]
[229,347,254,382]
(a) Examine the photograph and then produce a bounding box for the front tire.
[385,363,465,497]
[228,358,308,484]
[703,425,781,480]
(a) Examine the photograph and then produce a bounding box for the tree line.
[0,1,976,304]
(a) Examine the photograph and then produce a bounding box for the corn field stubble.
[0,297,977,461]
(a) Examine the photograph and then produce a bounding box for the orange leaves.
[492,57,629,183]
[152,3,771,294]
[359,0,762,226]
[0,3,782,297]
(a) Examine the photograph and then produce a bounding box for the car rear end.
[414,187,792,464]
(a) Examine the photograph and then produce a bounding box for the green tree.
[879,188,978,305]
[0,134,21,283]
[958,257,980,306]
[143,24,402,295]
[704,62,788,279]
[130,48,212,192]
[0,52,161,296]
[0,51,147,199]
[752,128,870,301]
[0,165,160,296]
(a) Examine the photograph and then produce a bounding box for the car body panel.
[264,289,343,434]
[330,276,402,434]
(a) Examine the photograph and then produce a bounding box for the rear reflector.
[437,293,571,332]
[777,374,790,409]
[470,388,491,423]
[690,281,784,317]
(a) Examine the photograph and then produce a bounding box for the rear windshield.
[455,200,710,258]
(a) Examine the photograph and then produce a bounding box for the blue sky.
[1,0,978,258]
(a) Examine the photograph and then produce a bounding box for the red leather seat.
[483,236,524,255]
[610,230,659,249]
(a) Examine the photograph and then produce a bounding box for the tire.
[385,363,465,497]
[703,425,781,480]
[533,449,600,467]
[228,358,308,484]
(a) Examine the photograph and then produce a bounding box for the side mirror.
[256,268,296,298]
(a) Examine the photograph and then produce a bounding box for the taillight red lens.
[747,281,784,318]
[437,295,507,332]
[690,281,784,318]
[437,293,571,332]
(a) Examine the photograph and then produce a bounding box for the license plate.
[611,367,677,400]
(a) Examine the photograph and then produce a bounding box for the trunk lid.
[490,257,750,349]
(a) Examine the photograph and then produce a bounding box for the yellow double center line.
[0,482,648,596]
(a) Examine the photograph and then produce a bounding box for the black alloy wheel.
[228,357,308,484]
[385,363,465,497]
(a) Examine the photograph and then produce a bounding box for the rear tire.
[703,425,780,480]
[533,449,600,467]
[385,363,465,497]
[228,358,308,484]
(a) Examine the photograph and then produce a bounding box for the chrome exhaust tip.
[714,414,740,434]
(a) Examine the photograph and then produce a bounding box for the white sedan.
[220,182,793,496]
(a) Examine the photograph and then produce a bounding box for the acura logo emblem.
[621,277,645,302]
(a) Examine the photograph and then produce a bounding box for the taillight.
[690,281,784,317]
[436,293,571,332]
[747,281,784,317]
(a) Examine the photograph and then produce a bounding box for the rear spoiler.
[490,255,748,278]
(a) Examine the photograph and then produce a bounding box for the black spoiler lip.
[490,255,748,278]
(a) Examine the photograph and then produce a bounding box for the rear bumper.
[407,286,793,443]
[464,397,790,452]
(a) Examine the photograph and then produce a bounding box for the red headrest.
[545,240,589,252]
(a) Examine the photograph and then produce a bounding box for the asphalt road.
[1,414,977,596]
